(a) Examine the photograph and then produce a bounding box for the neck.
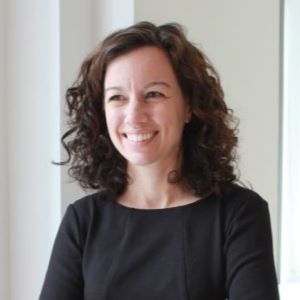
[118,160,197,209]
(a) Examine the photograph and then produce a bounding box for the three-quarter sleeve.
[39,205,84,300]
[224,195,280,300]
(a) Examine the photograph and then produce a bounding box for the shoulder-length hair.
[60,21,238,197]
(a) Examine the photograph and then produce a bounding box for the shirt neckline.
[111,193,214,213]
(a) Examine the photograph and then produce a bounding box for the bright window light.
[280,0,300,299]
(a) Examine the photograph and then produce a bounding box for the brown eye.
[146,91,165,99]
[108,95,125,101]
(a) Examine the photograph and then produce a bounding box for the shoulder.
[62,191,115,229]
[71,190,111,210]
[67,191,115,220]
[219,184,270,232]
[59,191,117,246]
[221,183,268,211]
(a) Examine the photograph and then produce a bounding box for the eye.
[146,91,165,99]
[108,94,125,102]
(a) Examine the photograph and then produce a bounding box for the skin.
[104,46,198,209]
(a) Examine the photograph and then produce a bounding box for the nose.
[124,96,148,125]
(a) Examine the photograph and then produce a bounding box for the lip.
[123,131,158,145]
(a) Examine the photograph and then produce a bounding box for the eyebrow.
[104,81,171,93]
[144,81,171,89]
[104,86,124,93]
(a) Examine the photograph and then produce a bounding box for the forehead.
[104,46,178,87]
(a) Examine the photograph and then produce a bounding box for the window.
[280,0,300,298]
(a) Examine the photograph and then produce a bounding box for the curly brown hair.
[60,21,238,197]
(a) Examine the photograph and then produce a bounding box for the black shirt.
[39,184,280,299]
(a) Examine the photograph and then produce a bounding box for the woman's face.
[104,46,190,168]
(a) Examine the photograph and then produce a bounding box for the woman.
[40,22,280,299]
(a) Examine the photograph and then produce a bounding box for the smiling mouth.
[124,132,158,142]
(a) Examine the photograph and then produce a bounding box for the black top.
[40,184,280,300]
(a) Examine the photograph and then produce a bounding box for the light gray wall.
[135,0,281,260]
[0,0,9,299]
[5,1,60,299]
[59,0,94,213]
[60,0,134,211]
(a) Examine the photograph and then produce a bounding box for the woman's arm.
[224,194,280,300]
[39,205,84,300]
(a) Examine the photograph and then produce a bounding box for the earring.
[185,115,191,123]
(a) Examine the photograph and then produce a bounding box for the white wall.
[5,1,60,299]
[91,0,134,43]
[60,0,134,211]
[59,0,94,213]
[135,0,281,262]
[0,0,9,298]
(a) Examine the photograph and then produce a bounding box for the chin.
[126,156,156,167]
[128,160,155,167]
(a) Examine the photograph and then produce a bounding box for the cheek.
[155,107,186,126]
[105,110,116,133]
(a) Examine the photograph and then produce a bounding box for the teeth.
[126,132,155,142]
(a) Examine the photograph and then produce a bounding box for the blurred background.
[0,0,299,299]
